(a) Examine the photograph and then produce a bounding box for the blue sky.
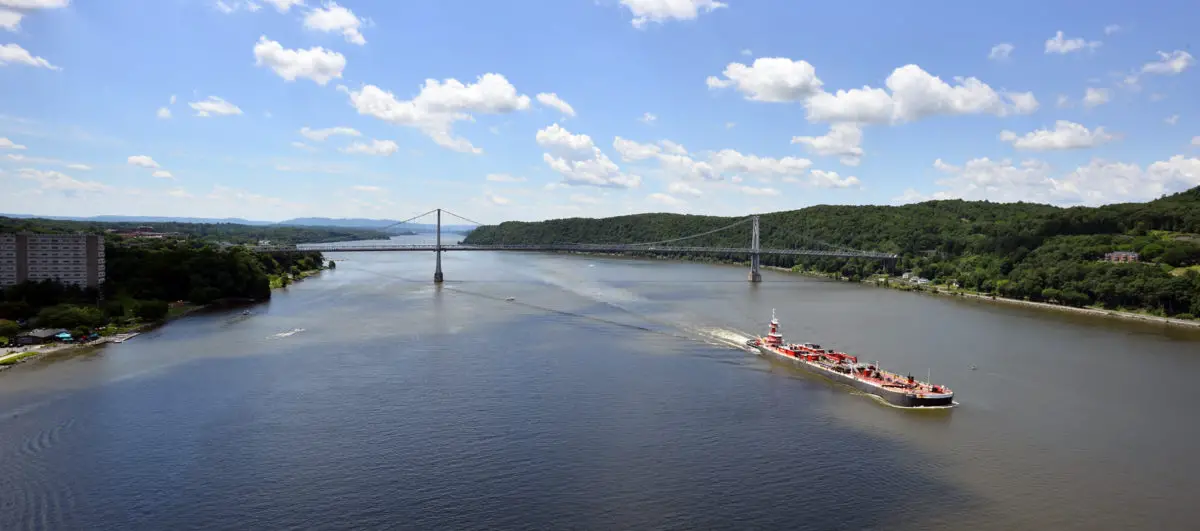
[1,0,1198,223]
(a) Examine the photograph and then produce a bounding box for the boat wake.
[692,327,758,352]
[270,328,306,339]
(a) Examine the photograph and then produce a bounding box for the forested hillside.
[0,217,387,245]
[465,187,1200,317]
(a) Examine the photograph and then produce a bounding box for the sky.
[1,0,1198,224]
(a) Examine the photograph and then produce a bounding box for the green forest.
[0,217,387,245]
[464,186,1200,318]
[1,239,326,342]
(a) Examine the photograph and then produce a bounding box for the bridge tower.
[748,215,762,282]
[433,208,444,283]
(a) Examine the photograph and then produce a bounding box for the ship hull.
[752,344,953,408]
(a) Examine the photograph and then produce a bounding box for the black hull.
[754,345,953,408]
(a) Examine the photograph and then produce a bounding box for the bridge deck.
[267,244,896,259]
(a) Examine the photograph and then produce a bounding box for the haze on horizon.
[1,0,1198,224]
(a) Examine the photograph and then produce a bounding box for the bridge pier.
[434,208,444,283]
[748,215,762,282]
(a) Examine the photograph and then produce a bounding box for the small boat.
[242,310,252,316]
[505,297,515,302]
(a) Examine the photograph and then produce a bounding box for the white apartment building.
[0,233,105,289]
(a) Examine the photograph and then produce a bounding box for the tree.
[36,305,104,329]
[134,300,169,321]
[0,319,19,338]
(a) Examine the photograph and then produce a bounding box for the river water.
[2,239,1199,530]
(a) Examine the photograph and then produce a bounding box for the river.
[2,236,1199,530]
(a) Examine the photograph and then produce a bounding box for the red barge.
[746,310,954,408]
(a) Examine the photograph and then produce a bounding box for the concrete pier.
[434,208,444,283]
[748,215,761,283]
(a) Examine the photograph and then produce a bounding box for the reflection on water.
[1,242,1198,530]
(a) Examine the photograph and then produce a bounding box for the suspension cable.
[613,217,753,247]
[378,209,439,232]
[440,209,486,227]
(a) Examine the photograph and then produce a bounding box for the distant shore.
[763,265,1200,329]
[0,268,326,371]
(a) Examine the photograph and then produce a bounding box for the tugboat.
[746,310,954,408]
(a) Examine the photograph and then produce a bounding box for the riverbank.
[763,265,1200,329]
[0,267,328,371]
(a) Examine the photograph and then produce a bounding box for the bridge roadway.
[263,243,898,260]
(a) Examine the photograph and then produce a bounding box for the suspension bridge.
[254,208,898,283]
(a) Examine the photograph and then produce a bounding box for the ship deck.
[759,341,953,398]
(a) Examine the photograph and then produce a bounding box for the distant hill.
[0,213,273,225]
[278,217,476,233]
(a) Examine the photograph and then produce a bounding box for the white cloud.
[710,149,812,177]
[725,122,735,129]
[648,192,685,206]
[1192,137,1200,147]
[189,96,242,117]
[740,49,752,56]
[640,112,657,124]
[1056,94,1071,108]
[65,163,91,171]
[536,92,576,117]
[1,9,22,31]
[1150,93,1166,102]
[999,121,1114,151]
[730,175,743,183]
[340,139,399,156]
[486,173,526,182]
[707,57,823,102]
[5,153,91,170]
[904,155,1200,205]
[805,64,1036,124]
[989,43,1014,61]
[304,1,366,45]
[169,94,177,105]
[156,107,171,119]
[738,186,780,196]
[0,136,26,149]
[342,73,531,154]
[16,168,109,193]
[299,126,360,141]
[152,170,174,179]
[537,123,596,159]
[1044,31,1101,54]
[253,36,346,85]
[657,152,718,181]
[619,0,726,29]
[214,0,261,14]
[791,122,864,166]
[808,169,861,188]
[668,181,702,195]
[351,184,383,192]
[1083,87,1110,108]
[167,187,192,198]
[612,136,661,161]
[263,0,303,12]
[1140,50,1194,76]
[0,43,60,70]
[485,193,510,206]
[127,155,161,169]
[1165,115,1179,125]
[537,124,639,188]
[291,141,315,151]
[0,1,70,9]
[1104,24,1121,35]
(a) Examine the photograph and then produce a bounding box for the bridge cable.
[572,217,753,247]
[439,209,486,227]
[377,209,440,232]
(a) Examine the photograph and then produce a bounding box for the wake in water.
[270,328,306,339]
[692,327,758,352]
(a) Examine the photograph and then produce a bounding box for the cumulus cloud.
[612,136,662,161]
[351,185,383,192]
[485,193,510,205]
[707,57,823,102]
[0,43,60,70]
[1,9,22,32]
[668,181,702,195]
[1083,87,1110,108]
[1192,137,1200,147]
[989,43,1014,61]
[304,1,367,45]
[536,124,640,188]
[1165,115,1179,126]
[808,169,861,188]
[263,0,303,12]
[1104,24,1121,35]
[791,122,864,166]
[340,139,398,156]
[709,149,812,177]
[1124,50,1194,88]
[16,168,110,194]
[156,107,171,119]
[536,92,575,117]
[342,73,531,154]
[999,121,1114,151]
[127,155,161,169]
[0,0,70,31]
[254,36,346,85]
[899,155,1200,205]
[152,170,174,179]
[299,126,360,141]
[619,0,726,29]
[1044,31,1101,54]
[189,96,242,117]
[0,136,26,149]
[486,173,526,183]
[738,186,780,196]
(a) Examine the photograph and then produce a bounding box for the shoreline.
[0,267,327,371]
[762,265,1200,329]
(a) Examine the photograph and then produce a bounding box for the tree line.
[0,216,388,245]
[464,186,1200,318]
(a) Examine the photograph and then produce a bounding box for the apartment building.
[0,233,106,289]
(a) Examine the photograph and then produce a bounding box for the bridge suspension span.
[256,208,898,283]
